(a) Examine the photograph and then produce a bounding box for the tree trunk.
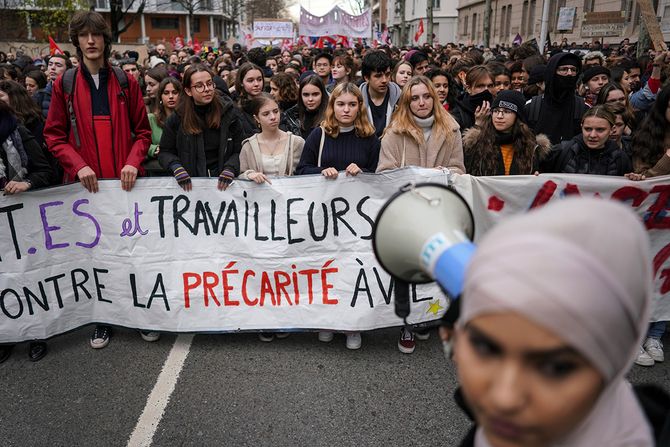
[399,0,406,46]
[427,0,433,45]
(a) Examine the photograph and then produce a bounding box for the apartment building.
[385,0,459,46]
[456,0,670,47]
[0,0,239,44]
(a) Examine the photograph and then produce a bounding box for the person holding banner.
[158,64,242,192]
[451,198,662,446]
[0,99,55,362]
[44,11,152,350]
[463,90,551,176]
[296,82,380,350]
[541,106,631,176]
[376,75,464,353]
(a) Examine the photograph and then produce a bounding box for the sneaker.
[635,346,655,366]
[140,331,161,342]
[259,332,275,342]
[415,330,431,341]
[90,325,112,349]
[345,332,362,350]
[643,338,664,362]
[398,328,416,354]
[318,331,334,343]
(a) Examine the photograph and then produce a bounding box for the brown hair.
[68,11,113,61]
[384,75,458,145]
[178,64,222,135]
[0,80,42,125]
[270,72,298,103]
[234,62,264,103]
[465,65,492,92]
[582,104,615,127]
[155,77,182,128]
[322,82,375,138]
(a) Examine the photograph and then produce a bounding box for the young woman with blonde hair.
[297,82,380,180]
[296,82,380,350]
[377,75,465,175]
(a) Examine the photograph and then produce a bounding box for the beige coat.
[377,122,465,174]
[239,132,304,178]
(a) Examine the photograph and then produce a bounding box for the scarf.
[413,115,435,143]
[494,131,514,145]
[462,198,654,447]
[0,114,28,187]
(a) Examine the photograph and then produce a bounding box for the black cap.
[491,90,527,123]
[582,65,610,83]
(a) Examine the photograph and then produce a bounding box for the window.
[464,14,469,36]
[412,0,415,14]
[472,13,477,40]
[522,1,528,36]
[527,0,536,35]
[191,17,201,33]
[584,0,595,13]
[433,0,441,8]
[500,6,507,37]
[151,17,179,29]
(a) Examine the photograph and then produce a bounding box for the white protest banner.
[0,168,450,343]
[253,20,294,39]
[299,6,372,39]
[453,173,670,322]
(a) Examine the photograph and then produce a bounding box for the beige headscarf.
[461,198,654,447]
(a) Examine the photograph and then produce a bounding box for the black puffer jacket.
[541,134,632,176]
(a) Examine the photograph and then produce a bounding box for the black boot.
[28,341,47,362]
[0,345,13,363]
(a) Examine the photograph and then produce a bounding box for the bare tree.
[109,0,146,41]
[160,0,212,41]
[340,0,365,15]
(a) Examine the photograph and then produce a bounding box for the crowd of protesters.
[1,9,670,445]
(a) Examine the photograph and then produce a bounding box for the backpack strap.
[62,68,80,147]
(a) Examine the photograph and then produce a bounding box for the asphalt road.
[1,327,668,447]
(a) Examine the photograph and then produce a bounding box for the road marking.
[127,334,194,447]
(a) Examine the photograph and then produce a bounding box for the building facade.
[0,0,240,45]
[456,0,669,47]
[385,0,459,47]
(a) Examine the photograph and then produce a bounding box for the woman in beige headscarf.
[451,198,657,447]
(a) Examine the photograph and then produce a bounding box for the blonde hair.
[322,82,376,138]
[384,75,459,144]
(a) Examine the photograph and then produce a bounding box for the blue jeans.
[648,321,667,340]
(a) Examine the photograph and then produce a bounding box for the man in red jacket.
[44,11,152,349]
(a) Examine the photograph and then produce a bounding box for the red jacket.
[44,64,151,182]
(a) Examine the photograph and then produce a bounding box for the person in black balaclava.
[526,52,589,144]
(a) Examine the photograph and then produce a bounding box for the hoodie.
[359,81,402,137]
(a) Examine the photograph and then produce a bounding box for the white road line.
[127,334,195,447]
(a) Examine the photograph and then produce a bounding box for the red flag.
[193,36,201,53]
[49,36,64,56]
[414,19,424,42]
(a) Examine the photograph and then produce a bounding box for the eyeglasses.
[492,108,514,116]
[192,81,215,93]
[556,66,578,75]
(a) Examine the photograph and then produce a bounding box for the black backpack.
[61,66,129,147]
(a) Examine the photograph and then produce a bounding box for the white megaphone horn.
[372,182,476,324]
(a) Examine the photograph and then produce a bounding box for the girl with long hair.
[541,105,631,175]
[235,62,265,138]
[296,82,379,350]
[378,75,465,174]
[0,79,46,148]
[239,94,305,342]
[289,74,328,140]
[270,72,300,135]
[463,90,550,176]
[596,82,638,132]
[628,83,670,179]
[144,66,168,115]
[147,77,182,160]
[392,60,413,89]
[24,70,47,98]
[426,68,457,111]
[0,99,54,363]
[327,54,355,92]
[158,64,242,191]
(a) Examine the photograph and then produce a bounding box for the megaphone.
[372,183,476,324]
